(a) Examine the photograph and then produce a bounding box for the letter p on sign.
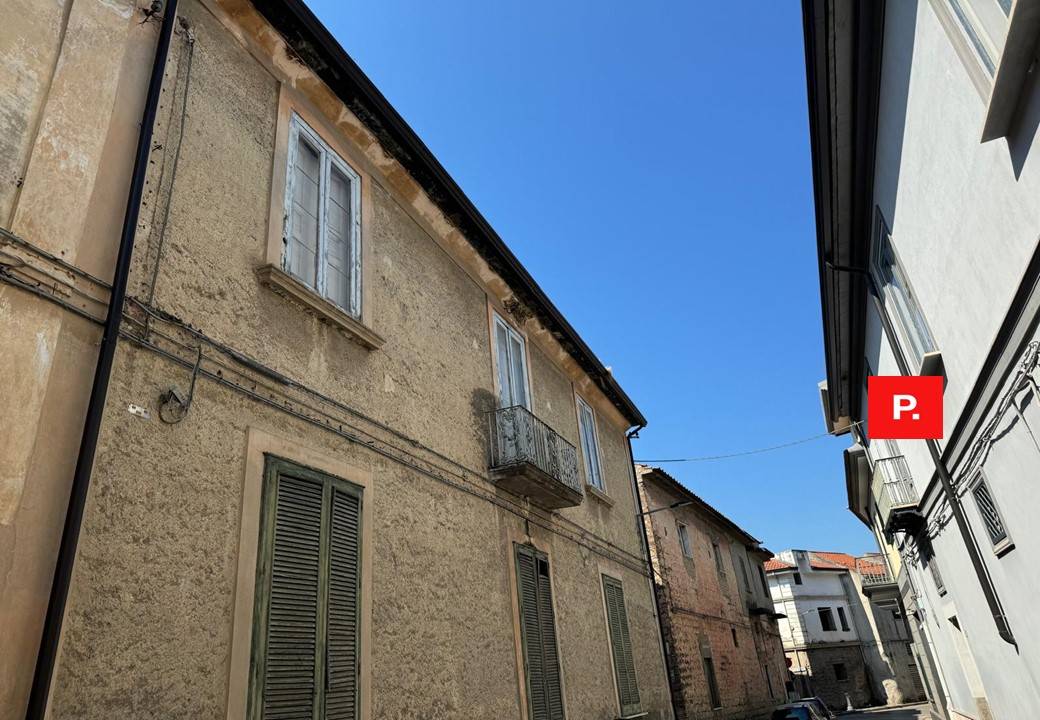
[868,376,943,440]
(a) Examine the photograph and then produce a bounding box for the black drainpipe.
[625,427,682,720]
[865,282,1015,647]
[26,1,180,716]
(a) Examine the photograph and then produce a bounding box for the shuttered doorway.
[250,457,362,720]
[515,544,565,720]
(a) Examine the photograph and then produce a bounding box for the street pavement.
[842,703,933,720]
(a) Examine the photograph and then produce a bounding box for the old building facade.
[806,0,1040,719]
[0,1,672,718]
[636,465,787,720]
[766,550,925,711]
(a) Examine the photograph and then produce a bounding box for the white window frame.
[871,213,937,372]
[492,311,531,410]
[677,522,693,558]
[928,0,1013,105]
[946,0,1005,76]
[283,112,362,317]
[960,0,1013,70]
[576,395,605,491]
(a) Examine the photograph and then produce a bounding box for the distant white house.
[767,550,924,710]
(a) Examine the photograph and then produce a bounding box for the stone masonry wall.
[805,645,871,711]
[640,469,788,720]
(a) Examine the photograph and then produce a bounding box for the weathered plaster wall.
[31,0,669,718]
[51,349,534,718]
[0,2,161,717]
[0,0,71,224]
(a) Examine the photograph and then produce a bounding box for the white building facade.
[806,1,1040,719]
[767,550,924,711]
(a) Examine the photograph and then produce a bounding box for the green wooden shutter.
[536,559,564,720]
[324,486,361,720]
[259,473,323,719]
[602,575,640,717]
[515,545,565,720]
[251,460,362,720]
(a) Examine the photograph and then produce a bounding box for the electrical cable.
[145,20,194,306]
[636,420,864,463]
[119,300,652,576]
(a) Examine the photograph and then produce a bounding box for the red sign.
[867,376,943,440]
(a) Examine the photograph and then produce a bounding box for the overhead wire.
[636,420,864,463]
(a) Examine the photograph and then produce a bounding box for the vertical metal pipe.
[26,1,181,716]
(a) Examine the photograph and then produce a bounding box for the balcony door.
[494,313,530,409]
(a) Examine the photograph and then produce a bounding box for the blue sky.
[307,1,876,554]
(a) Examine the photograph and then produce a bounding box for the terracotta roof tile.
[809,551,858,570]
[767,550,891,577]
[855,556,887,575]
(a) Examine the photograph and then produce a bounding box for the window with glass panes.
[284,113,362,316]
[576,396,604,491]
[493,313,530,409]
[871,215,936,370]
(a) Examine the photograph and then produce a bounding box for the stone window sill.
[257,264,384,350]
[585,483,615,507]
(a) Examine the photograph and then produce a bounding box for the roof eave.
[251,0,646,427]
[639,465,761,546]
[803,0,886,427]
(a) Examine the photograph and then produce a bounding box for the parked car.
[798,696,836,719]
[770,703,828,720]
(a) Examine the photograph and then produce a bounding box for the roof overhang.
[819,379,852,435]
[251,0,646,427]
[749,545,775,560]
[637,465,762,546]
[803,0,886,429]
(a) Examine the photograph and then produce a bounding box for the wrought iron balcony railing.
[488,405,583,510]
[872,455,922,535]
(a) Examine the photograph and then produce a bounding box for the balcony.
[857,554,899,605]
[487,405,583,510]
[747,598,784,620]
[872,455,923,535]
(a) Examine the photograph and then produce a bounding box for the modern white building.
[766,550,924,711]
[806,1,1040,719]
